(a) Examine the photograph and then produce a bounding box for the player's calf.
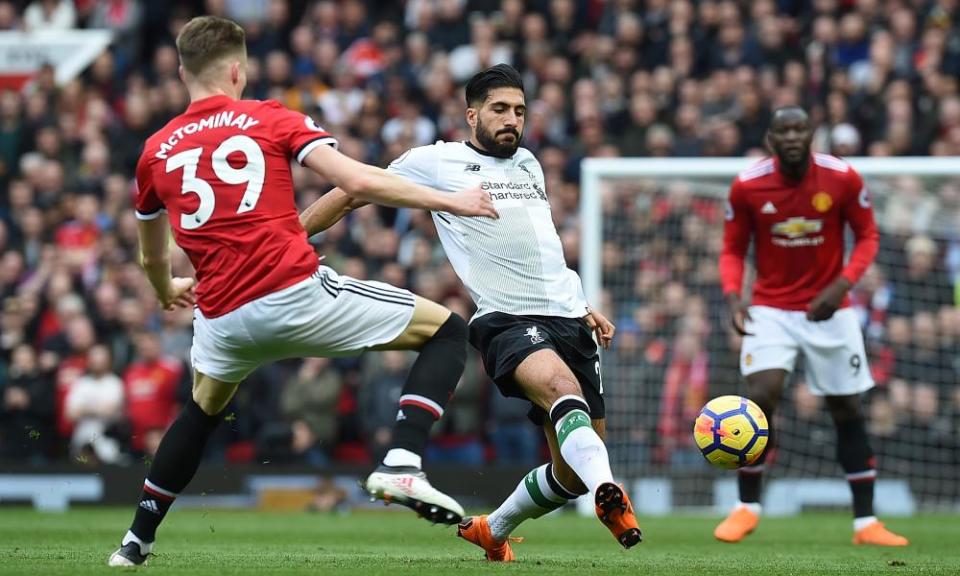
[364,312,468,524]
[385,313,467,465]
[109,398,224,566]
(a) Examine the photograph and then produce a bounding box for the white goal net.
[580,157,960,514]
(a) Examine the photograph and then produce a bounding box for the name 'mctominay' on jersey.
[135,95,337,318]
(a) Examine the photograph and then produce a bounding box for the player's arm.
[137,214,196,311]
[134,156,195,311]
[807,170,879,321]
[718,179,754,335]
[301,144,497,218]
[299,187,368,237]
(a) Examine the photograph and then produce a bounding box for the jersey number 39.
[165,135,266,230]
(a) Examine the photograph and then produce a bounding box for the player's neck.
[466,137,493,156]
[187,83,239,104]
[777,156,810,182]
[466,137,514,159]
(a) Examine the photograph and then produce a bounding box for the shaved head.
[770,106,810,129]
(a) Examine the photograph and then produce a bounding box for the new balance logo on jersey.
[761,201,777,214]
[139,499,160,514]
[526,327,545,344]
[464,163,481,172]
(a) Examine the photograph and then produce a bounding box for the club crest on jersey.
[812,191,833,213]
[771,217,823,239]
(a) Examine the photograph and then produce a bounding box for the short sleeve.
[134,154,165,220]
[386,144,439,188]
[266,101,339,165]
[846,167,869,209]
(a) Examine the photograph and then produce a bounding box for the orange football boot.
[853,521,908,546]
[595,482,642,548]
[457,515,518,561]
[714,506,760,543]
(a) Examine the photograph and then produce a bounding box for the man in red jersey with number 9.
[717,106,907,547]
[108,16,499,567]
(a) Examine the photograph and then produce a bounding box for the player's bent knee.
[192,372,240,416]
[434,311,467,343]
[592,418,607,441]
[375,297,451,350]
[551,458,588,495]
[825,394,863,421]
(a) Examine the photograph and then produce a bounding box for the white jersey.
[387,140,588,321]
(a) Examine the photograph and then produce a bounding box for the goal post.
[579,156,960,513]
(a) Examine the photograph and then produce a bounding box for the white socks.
[382,448,421,469]
[737,501,762,515]
[854,516,878,532]
[487,463,576,541]
[551,396,614,494]
[122,530,153,555]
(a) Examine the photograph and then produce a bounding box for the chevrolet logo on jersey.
[771,217,823,239]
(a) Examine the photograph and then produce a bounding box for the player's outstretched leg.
[826,395,908,547]
[545,409,641,549]
[457,463,577,561]
[108,375,237,566]
[363,298,467,525]
[514,350,641,548]
[716,369,783,543]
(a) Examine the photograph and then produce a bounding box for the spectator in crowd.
[0,343,54,461]
[889,235,954,316]
[258,357,343,466]
[65,344,124,464]
[122,332,184,458]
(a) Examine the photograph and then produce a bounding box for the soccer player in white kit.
[302,64,641,561]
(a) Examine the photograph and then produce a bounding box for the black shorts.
[469,312,604,425]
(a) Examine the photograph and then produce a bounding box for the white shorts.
[740,305,874,396]
[191,266,416,382]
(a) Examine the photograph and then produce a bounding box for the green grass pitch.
[1,507,957,575]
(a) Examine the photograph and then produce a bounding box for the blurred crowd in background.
[0,0,958,489]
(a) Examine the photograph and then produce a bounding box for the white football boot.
[363,465,464,525]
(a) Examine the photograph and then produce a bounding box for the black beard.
[475,122,522,158]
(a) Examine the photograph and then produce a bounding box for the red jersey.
[135,95,337,317]
[124,358,182,451]
[719,153,879,311]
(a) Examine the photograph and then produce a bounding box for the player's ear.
[178,65,185,84]
[230,61,240,86]
[466,107,478,128]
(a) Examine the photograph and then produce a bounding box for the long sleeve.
[840,170,879,285]
[719,179,752,295]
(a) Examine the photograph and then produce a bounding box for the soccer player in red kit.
[109,16,498,567]
[717,107,907,547]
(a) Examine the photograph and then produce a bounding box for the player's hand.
[583,307,615,349]
[807,277,851,321]
[447,186,499,219]
[159,277,196,311]
[727,293,753,336]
